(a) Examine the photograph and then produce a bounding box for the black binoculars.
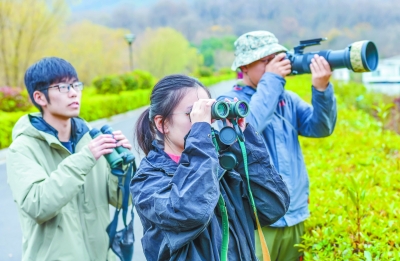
[89,125,135,176]
[212,100,250,171]
[211,100,249,120]
[286,38,379,75]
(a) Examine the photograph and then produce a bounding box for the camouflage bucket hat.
[231,31,288,71]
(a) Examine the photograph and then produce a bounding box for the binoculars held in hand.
[89,125,135,176]
[211,100,249,120]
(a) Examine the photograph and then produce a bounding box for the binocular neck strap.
[238,139,271,261]
[211,128,229,261]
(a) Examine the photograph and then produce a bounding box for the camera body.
[286,38,379,75]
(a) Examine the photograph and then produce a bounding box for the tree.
[0,0,67,87]
[43,21,130,85]
[198,36,236,68]
[134,27,202,78]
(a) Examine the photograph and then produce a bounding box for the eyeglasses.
[41,82,84,93]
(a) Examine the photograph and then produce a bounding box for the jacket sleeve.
[294,83,337,137]
[228,124,290,226]
[131,123,220,233]
[219,73,285,133]
[6,144,96,224]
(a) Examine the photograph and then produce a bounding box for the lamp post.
[124,33,136,71]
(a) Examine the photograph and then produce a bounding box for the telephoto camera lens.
[287,39,379,75]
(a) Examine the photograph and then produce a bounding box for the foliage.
[197,36,236,67]
[92,70,157,94]
[79,89,151,122]
[133,27,202,78]
[0,87,32,112]
[0,89,151,148]
[285,76,400,260]
[43,21,131,85]
[198,69,236,87]
[0,71,232,149]
[0,0,67,87]
[80,0,400,58]
[92,75,126,94]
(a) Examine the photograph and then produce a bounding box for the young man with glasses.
[218,31,337,261]
[6,57,132,260]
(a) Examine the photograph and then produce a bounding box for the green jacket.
[7,113,121,261]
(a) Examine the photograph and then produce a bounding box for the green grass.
[285,76,400,260]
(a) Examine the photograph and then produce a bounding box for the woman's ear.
[33,90,48,107]
[154,115,169,134]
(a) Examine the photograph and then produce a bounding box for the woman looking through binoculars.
[130,74,290,261]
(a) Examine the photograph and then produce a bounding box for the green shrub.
[80,89,151,122]
[0,72,232,149]
[0,109,37,148]
[216,67,233,75]
[284,75,400,260]
[131,70,157,90]
[199,73,235,87]
[93,75,127,94]
[196,66,214,77]
[120,73,139,91]
[93,70,157,94]
[0,87,32,112]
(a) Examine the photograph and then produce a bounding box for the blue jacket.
[218,73,337,227]
[130,122,289,261]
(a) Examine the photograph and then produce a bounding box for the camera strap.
[237,138,271,261]
[106,162,136,261]
[211,128,229,261]
[274,111,298,134]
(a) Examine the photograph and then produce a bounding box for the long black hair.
[135,74,211,155]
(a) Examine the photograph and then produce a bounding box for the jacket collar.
[28,114,89,152]
[142,140,179,175]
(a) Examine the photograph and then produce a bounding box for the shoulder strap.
[238,139,271,261]
[274,111,298,134]
[211,128,229,261]
[107,162,136,247]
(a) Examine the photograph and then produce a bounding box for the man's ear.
[240,66,248,73]
[154,115,169,134]
[33,90,48,107]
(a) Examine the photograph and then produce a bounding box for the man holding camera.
[218,31,337,261]
[6,57,132,260]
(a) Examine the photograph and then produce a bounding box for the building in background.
[362,55,400,96]
[332,68,350,83]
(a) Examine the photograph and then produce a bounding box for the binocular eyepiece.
[211,100,249,120]
[89,125,135,176]
[286,38,379,75]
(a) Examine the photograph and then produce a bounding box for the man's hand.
[310,54,332,91]
[265,53,292,78]
[112,130,132,149]
[88,134,117,160]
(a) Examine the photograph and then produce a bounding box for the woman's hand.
[190,99,216,125]
[224,97,246,133]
